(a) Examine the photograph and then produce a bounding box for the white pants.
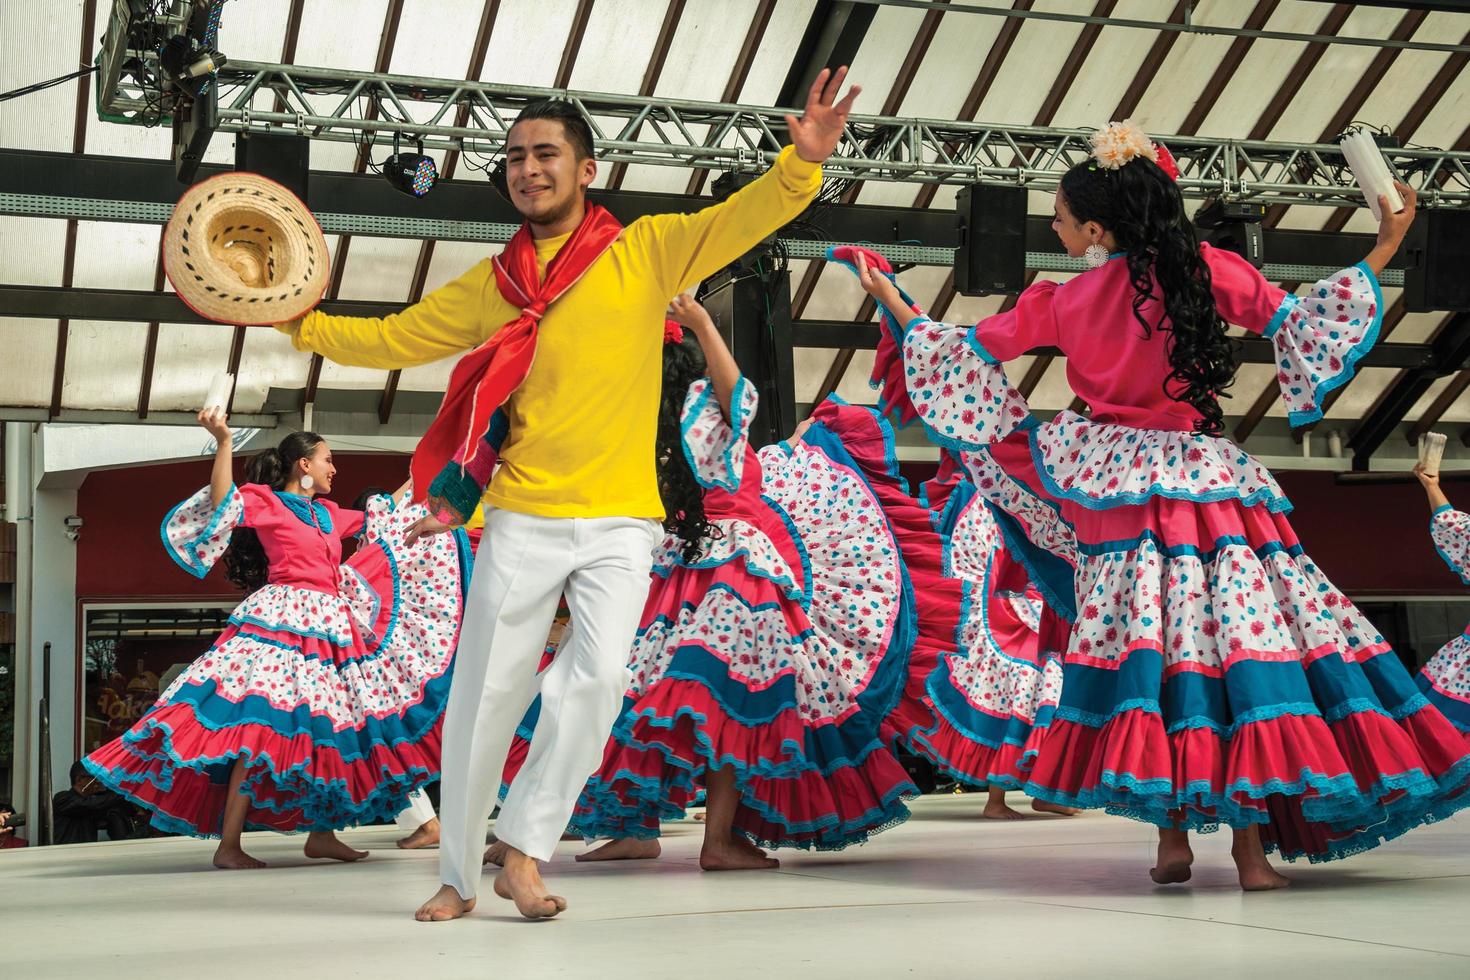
[439,509,659,899]
[395,789,437,832]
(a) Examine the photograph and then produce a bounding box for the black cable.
[0,65,98,102]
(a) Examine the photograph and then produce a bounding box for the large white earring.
[300,474,315,491]
[1083,243,1110,269]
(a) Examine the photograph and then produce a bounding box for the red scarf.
[410,204,623,512]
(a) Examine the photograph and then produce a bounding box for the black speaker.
[1404,209,1470,312]
[234,132,310,199]
[172,86,217,185]
[954,184,1027,296]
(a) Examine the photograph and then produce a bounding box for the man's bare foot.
[700,837,779,871]
[1149,832,1194,884]
[575,837,661,862]
[414,883,476,922]
[1030,799,1081,816]
[397,817,440,849]
[303,831,369,863]
[692,810,707,822]
[212,843,267,870]
[484,840,509,867]
[493,852,567,920]
[1232,837,1291,892]
[982,799,1025,820]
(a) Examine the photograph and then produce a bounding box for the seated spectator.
[0,801,26,849]
[54,762,136,845]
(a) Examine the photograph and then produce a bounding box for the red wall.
[73,457,1461,600]
[76,452,411,600]
[1275,471,1462,596]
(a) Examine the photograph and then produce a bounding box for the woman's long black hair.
[658,335,719,561]
[1059,157,1236,436]
[222,431,326,593]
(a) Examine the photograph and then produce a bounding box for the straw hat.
[162,171,329,325]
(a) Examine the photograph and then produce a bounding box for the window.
[81,603,234,756]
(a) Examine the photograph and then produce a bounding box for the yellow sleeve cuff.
[778,144,822,184]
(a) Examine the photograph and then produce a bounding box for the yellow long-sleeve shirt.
[281,147,821,519]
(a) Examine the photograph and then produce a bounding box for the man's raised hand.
[786,67,861,165]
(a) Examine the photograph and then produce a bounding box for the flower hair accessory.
[663,319,684,345]
[1090,119,1178,179]
[1090,119,1155,169]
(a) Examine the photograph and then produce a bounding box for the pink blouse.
[971,244,1289,431]
[237,484,365,593]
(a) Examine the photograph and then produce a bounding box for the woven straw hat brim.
[162,172,329,326]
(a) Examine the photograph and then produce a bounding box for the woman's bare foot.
[692,810,707,822]
[493,851,567,919]
[1149,829,1194,884]
[303,831,369,863]
[212,843,267,870]
[700,837,779,871]
[397,817,440,850]
[484,840,509,867]
[1030,799,1081,816]
[575,837,661,862]
[1232,828,1291,891]
[982,799,1025,820]
[414,883,476,922]
[730,835,773,863]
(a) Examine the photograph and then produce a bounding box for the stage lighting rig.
[156,2,231,185]
[382,133,439,198]
[158,34,228,100]
[1194,197,1266,269]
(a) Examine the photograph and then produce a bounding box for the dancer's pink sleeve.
[324,501,365,539]
[1201,244,1289,334]
[969,280,1062,362]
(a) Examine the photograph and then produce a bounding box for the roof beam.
[1349,312,1470,469]
[1248,5,1354,143]
[809,0,950,399]
[2,151,1413,266]
[912,0,1032,211]
[437,0,502,182]
[1238,15,1452,431]
[1178,0,1278,137]
[605,0,687,191]
[49,0,100,420]
[327,0,406,417]
[380,0,503,424]
[1408,369,1470,444]
[782,0,879,322]
[1,286,1445,373]
[687,0,777,197]
[1111,0,1190,120]
[137,232,167,419]
[555,0,598,90]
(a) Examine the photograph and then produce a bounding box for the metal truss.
[0,191,1407,288]
[95,46,1470,207]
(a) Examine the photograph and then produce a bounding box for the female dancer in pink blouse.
[86,409,469,868]
[1413,462,1470,735]
[843,120,1470,889]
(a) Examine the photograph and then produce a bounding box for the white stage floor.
[5,794,1468,978]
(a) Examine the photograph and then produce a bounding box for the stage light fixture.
[158,35,228,98]
[1194,197,1266,269]
[384,133,438,198]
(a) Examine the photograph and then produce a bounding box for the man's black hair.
[69,761,88,786]
[510,100,596,160]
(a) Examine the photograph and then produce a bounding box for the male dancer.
[279,69,858,920]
